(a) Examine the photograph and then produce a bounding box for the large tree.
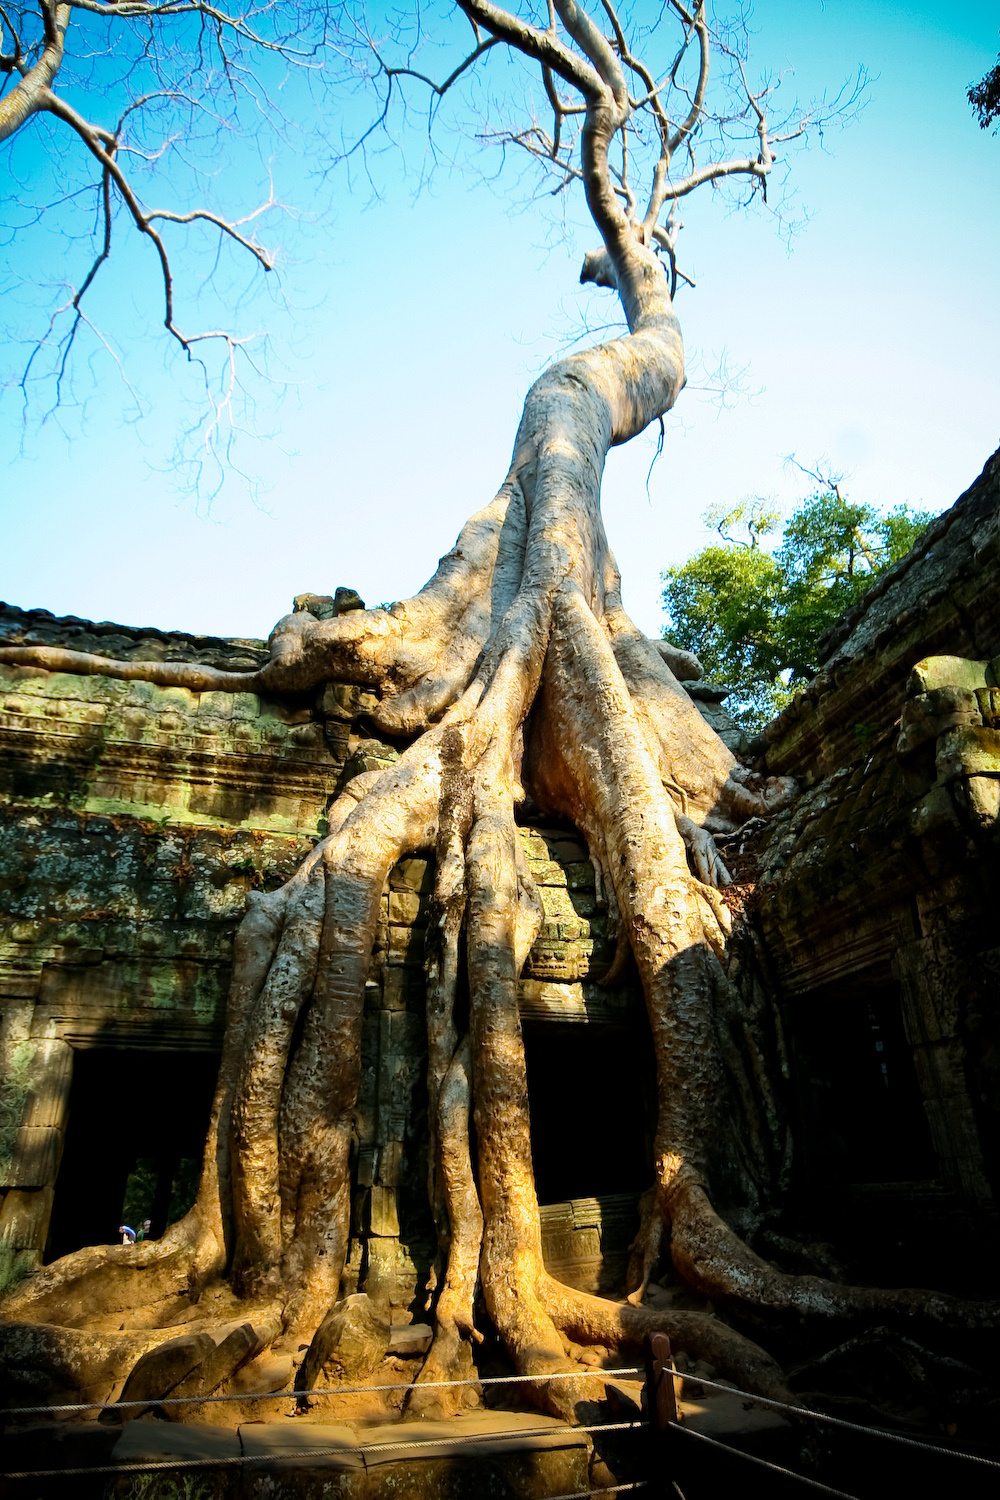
[1,0,993,1431]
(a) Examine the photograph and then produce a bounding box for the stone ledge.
[518,978,635,1024]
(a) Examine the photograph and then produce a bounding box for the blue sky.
[2,1,999,641]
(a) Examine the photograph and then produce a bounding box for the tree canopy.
[969,39,1000,133]
[662,473,937,730]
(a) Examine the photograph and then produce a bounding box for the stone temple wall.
[0,607,653,1311]
[747,447,1000,1286]
[4,443,1000,1307]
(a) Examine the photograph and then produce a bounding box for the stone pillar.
[346,859,433,1318]
[0,1038,73,1264]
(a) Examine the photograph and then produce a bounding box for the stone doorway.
[522,1020,655,1206]
[792,970,934,1188]
[46,1047,219,1260]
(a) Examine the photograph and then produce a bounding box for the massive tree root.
[3,4,998,1429]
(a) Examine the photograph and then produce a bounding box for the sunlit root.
[675,812,731,887]
[540,1275,793,1403]
[409,1040,485,1418]
[625,1186,665,1307]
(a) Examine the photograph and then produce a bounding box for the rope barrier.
[0,1417,647,1481]
[668,1423,858,1499]
[0,1364,645,1419]
[537,1484,647,1499]
[670,1370,1000,1470]
[7,1345,997,1483]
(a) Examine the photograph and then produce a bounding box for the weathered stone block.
[1,1126,62,1188]
[240,1419,363,1498]
[387,890,422,926]
[169,1323,259,1408]
[115,1332,218,1412]
[910,655,991,695]
[388,924,424,963]
[301,1294,391,1383]
[936,725,1000,780]
[360,1410,590,1466]
[369,1185,400,1237]
[388,1321,433,1356]
[896,687,981,755]
[380,968,411,1011]
[0,957,41,1005]
[954,773,1000,829]
[363,1235,397,1306]
[1,1420,123,1483]
[230,691,261,721]
[548,838,588,863]
[0,1185,54,1252]
[539,884,579,918]
[517,978,632,1023]
[912,1039,969,1103]
[289,721,324,748]
[317,680,361,720]
[948,1154,995,1205]
[112,1415,241,1465]
[522,944,590,982]
[239,1418,362,1466]
[376,1140,404,1187]
[517,830,549,860]
[35,958,228,1048]
[389,857,433,893]
[230,1352,293,1396]
[21,1039,73,1130]
[8,921,43,945]
[911,783,960,838]
[975,685,1000,726]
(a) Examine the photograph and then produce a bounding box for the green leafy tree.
[662,471,937,731]
[969,39,1000,133]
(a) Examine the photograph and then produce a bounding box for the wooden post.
[645,1332,682,1496]
[648,1332,680,1428]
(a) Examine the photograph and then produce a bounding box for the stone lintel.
[517,978,634,1024]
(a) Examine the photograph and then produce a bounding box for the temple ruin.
[2,446,999,1492]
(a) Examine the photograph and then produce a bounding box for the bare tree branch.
[2,0,866,499]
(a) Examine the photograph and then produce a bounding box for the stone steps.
[3,1409,593,1498]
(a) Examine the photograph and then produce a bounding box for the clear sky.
[2,1,999,642]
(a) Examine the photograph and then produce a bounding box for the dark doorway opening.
[523,1021,654,1204]
[792,970,934,1188]
[47,1048,219,1261]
